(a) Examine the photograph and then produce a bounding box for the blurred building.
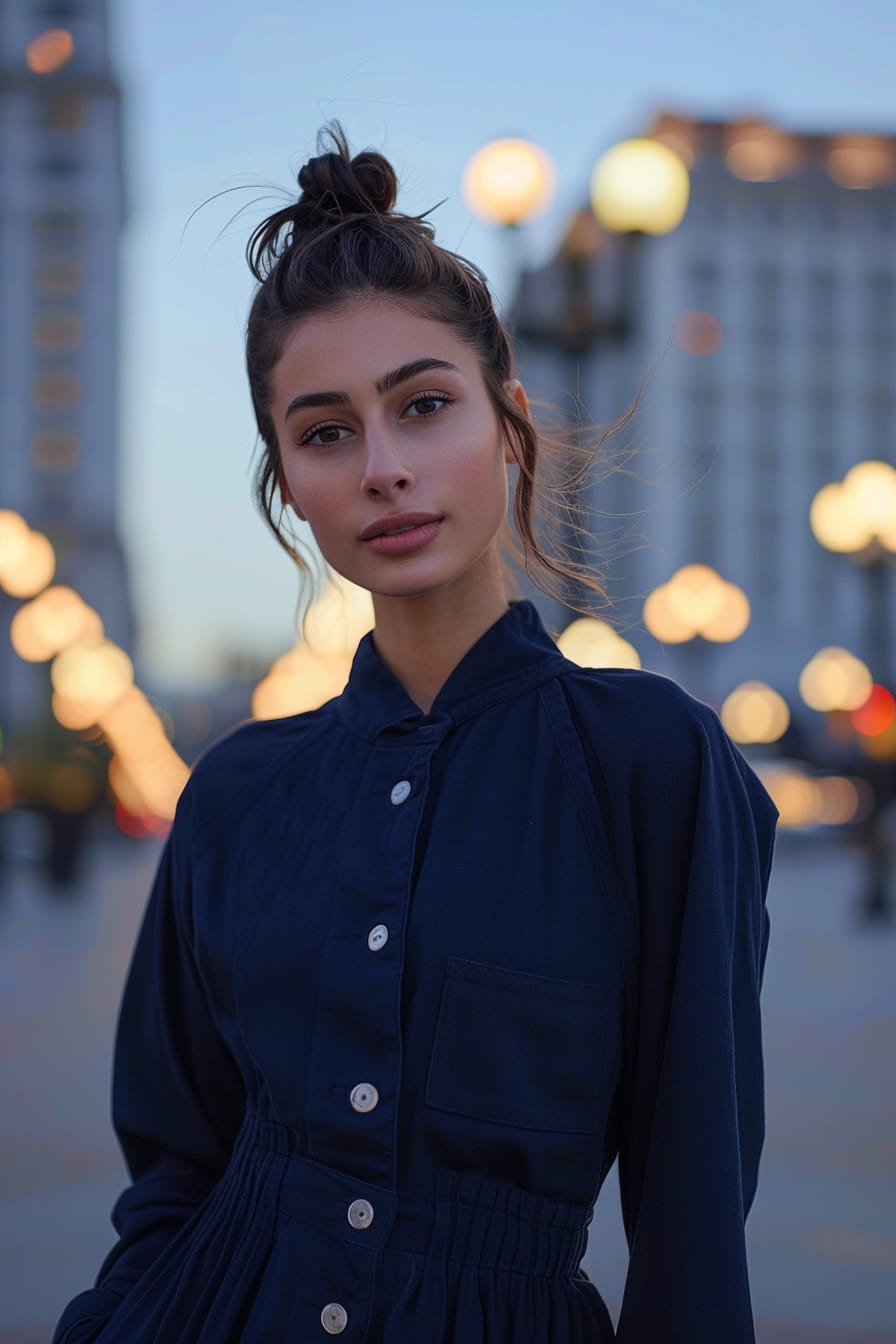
[509,111,896,708]
[0,0,133,733]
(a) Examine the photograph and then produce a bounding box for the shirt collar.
[335,599,569,742]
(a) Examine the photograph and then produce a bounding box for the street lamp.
[476,136,690,612]
[462,136,557,282]
[810,459,896,920]
[643,563,750,702]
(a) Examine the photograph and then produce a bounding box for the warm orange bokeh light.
[851,684,896,737]
[557,617,641,669]
[721,681,790,744]
[2,530,56,598]
[463,138,556,226]
[0,763,13,812]
[10,586,103,662]
[26,28,74,74]
[800,647,873,712]
[0,510,33,582]
[644,564,750,644]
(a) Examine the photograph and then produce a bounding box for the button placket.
[321,1301,348,1334]
[347,1197,374,1229]
[349,1082,379,1113]
[367,923,389,951]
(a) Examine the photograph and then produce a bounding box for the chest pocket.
[424,956,613,1133]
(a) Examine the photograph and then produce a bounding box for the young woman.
[53,123,778,1343]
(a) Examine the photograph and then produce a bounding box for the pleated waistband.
[227,1110,591,1280]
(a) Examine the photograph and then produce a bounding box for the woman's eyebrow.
[283,357,462,423]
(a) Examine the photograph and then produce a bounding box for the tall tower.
[511,111,896,707]
[0,0,133,735]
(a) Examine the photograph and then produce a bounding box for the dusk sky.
[110,0,894,687]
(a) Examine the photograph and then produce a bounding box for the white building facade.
[0,0,132,733]
[509,112,896,712]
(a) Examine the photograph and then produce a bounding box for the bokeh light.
[463,138,556,226]
[673,311,723,356]
[51,637,134,709]
[0,511,35,587]
[11,587,103,662]
[557,617,641,669]
[810,460,896,553]
[644,565,750,643]
[721,681,790,744]
[850,684,896,737]
[799,647,873,712]
[303,575,374,657]
[723,120,803,182]
[252,645,352,720]
[25,28,74,74]
[590,138,690,234]
[0,763,13,812]
[2,529,56,598]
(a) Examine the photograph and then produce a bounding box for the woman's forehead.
[273,298,475,389]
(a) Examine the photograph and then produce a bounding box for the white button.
[347,1197,374,1229]
[390,779,411,805]
[321,1302,348,1334]
[350,1082,379,1113]
[368,924,389,951]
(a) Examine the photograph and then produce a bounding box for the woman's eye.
[404,392,454,418]
[300,422,349,447]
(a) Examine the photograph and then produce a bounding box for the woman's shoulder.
[175,701,339,838]
[557,663,723,763]
[556,663,778,832]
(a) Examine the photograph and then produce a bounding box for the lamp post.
[466,136,690,614]
[462,136,557,291]
[810,459,896,920]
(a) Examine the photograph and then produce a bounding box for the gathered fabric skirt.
[60,1110,616,1343]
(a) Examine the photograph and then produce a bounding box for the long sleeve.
[52,781,246,1344]
[613,694,778,1342]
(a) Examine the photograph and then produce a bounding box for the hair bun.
[246,121,402,281]
[296,128,397,219]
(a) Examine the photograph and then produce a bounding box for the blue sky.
[110,0,895,686]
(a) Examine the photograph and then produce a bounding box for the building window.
[688,260,721,310]
[32,310,82,351]
[34,2,83,18]
[751,265,781,347]
[806,267,837,351]
[38,93,89,131]
[34,253,83,292]
[34,211,84,239]
[30,427,79,471]
[864,269,894,332]
[31,372,80,409]
[35,155,81,176]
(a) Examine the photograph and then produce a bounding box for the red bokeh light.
[114,801,171,839]
[850,684,896,736]
[673,311,723,356]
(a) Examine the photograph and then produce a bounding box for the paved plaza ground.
[0,824,893,1343]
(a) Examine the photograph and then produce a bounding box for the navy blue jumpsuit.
[52,598,778,1343]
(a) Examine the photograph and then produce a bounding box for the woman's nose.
[360,428,414,497]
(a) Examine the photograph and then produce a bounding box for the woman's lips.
[362,518,443,556]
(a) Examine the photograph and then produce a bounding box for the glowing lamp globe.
[463,138,556,226]
[591,138,690,235]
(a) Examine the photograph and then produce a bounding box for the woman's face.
[269,296,528,607]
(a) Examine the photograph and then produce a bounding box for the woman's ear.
[503,378,531,464]
[278,470,306,522]
[506,377,531,421]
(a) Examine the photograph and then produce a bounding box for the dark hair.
[245,121,647,626]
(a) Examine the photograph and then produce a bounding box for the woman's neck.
[370,582,510,714]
